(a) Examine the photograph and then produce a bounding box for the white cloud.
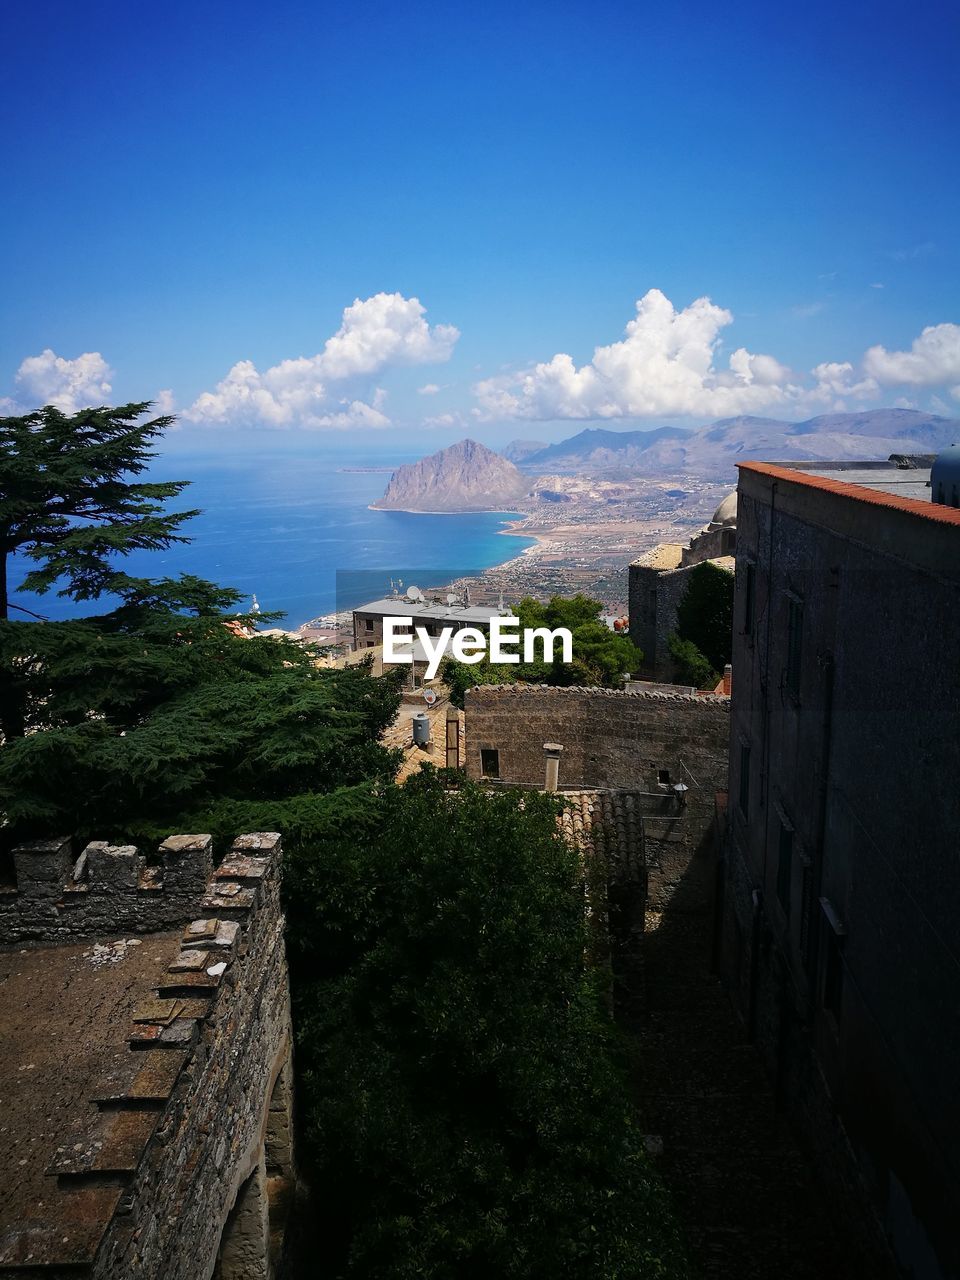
[14,349,113,413]
[187,293,458,429]
[864,323,960,387]
[810,361,878,401]
[423,411,466,428]
[473,289,799,421]
[418,383,441,395]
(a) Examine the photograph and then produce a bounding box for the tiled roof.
[559,790,645,871]
[738,461,960,527]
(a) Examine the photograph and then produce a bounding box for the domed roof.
[710,491,738,528]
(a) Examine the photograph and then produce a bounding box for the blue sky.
[2,0,958,449]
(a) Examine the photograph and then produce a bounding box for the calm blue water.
[9,448,535,627]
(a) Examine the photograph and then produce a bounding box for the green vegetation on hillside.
[444,593,642,708]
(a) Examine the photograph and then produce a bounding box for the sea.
[9,444,536,627]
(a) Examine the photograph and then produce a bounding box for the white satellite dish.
[423,688,438,706]
[446,593,458,606]
[406,585,424,603]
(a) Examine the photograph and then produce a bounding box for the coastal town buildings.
[351,592,507,653]
[0,833,297,1279]
[718,455,960,1278]
[628,494,738,680]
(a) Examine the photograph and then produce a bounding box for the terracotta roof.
[559,790,645,872]
[738,461,960,527]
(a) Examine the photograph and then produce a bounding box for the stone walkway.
[625,837,873,1280]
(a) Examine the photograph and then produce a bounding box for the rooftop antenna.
[250,593,261,615]
[463,584,471,606]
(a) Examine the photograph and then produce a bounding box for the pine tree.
[0,401,403,842]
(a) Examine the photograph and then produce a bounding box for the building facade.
[719,460,960,1279]
[628,494,737,680]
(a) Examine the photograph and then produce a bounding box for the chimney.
[543,742,564,793]
[722,663,732,697]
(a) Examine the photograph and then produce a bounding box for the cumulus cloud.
[14,349,113,413]
[418,383,441,395]
[473,289,799,421]
[810,361,878,401]
[863,323,960,387]
[187,293,458,429]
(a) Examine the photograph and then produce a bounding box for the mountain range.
[511,409,958,473]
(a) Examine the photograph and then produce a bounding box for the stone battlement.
[0,832,296,1279]
[0,832,284,946]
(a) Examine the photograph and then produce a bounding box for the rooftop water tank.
[412,712,431,747]
[931,445,960,508]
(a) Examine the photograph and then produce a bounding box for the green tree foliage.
[444,594,642,708]
[0,402,199,740]
[673,561,734,676]
[0,401,403,845]
[286,771,688,1280]
[667,633,716,690]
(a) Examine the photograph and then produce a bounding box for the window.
[480,748,500,779]
[365,618,374,631]
[786,597,803,696]
[738,744,750,817]
[799,860,813,962]
[820,898,846,1023]
[776,820,793,915]
[743,562,756,636]
[823,929,843,1020]
[658,768,671,785]
[647,588,657,619]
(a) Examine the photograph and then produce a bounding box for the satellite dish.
[423,689,438,706]
[446,593,458,606]
[406,585,424,603]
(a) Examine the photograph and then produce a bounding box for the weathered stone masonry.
[0,832,296,1280]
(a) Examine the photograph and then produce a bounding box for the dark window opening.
[480,748,500,779]
[738,744,750,817]
[365,618,374,631]
[658,768,671,785]
[776,821,793,915]
[823,928,843,1021]
[786,598,803,697]
[799,862,813,962]
[744,563,756,635]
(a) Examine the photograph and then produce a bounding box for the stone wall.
[464,684,731,936]
[0,833,297,1280]
[1,834,219,944]
[718,462,960,1279]
[464,684,729,795]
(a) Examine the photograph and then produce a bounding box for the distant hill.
[373,439,530,511]
[524,426,690,469]
[527,411,959,474]
[501,438,548,463]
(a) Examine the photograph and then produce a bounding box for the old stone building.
[0,831,296,1279]
[719,458,960,1279]
[628,493,737,679]
[463,684,731,946]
